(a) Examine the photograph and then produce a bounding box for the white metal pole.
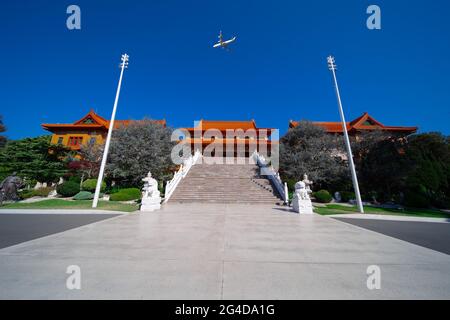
[327,56,364,213]
[92,54,129,208]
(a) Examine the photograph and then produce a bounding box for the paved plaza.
[0,204,449,299]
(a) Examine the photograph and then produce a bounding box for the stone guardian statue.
[140,171,161,212]
[0,173,24,205]
[292,176,314,214]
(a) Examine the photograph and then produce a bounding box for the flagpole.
[92,54,129,208]
[327,56,364,213]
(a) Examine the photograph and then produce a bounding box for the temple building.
[42,110,417,155]
[289,112,418,136]
[42,110,166,150]
[180,120,277,157]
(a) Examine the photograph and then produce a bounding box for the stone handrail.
[164,150,201,203]
[252,151,289,204]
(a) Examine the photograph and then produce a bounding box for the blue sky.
[1,0,449,140]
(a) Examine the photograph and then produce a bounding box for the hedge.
[314,190,332,203]
[109,188,141,201]
[56,181,80,197]
[82,179,106,193]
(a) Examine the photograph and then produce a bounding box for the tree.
[280,121,348,191]
[69,142,104,182]
[351,130,391,159]
[352,131,410,202]
[403,132,450,208]
[0,135,71,184]
[351,131,450,207]
[0,115,6,148]
[106,120,175,186]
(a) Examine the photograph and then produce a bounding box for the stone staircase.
[169,161,283,204]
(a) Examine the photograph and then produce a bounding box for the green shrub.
[314,190,332,203]
[286,178,297,192]
[73,191,94,200]
[340,191,355,203]
[56,181,80,197]
[82,179,106,192]
[68,175,82,184]
[109,188,141,201]
[106,186,121,195]
[20,187,54,199]
[288,191,294,201]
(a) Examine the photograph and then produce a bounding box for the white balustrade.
[253,151,288,204]
[164,149,201,203]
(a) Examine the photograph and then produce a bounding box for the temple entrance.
[181,119,276,161]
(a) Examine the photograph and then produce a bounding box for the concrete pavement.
[0,204,449,299]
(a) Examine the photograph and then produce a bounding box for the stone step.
[175,185,274,189]
[171,195,279,199]
[171,192,278,196]
[171,191,278,196]
[170,192,280,198]
[174,182,273,187]
[169,198,280,204]
[167,162,282,204]
[172,192,277,196]
[172,189,277,195]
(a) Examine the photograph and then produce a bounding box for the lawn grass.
[0,199,139,212]
[314,203,450,219]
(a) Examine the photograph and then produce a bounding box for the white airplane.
[213,31,236,49]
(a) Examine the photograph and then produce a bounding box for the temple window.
[68,136,83,146]
[57,137,64,145]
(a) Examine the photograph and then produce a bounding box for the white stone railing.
[252,151,289,204]
[163,149,202,203]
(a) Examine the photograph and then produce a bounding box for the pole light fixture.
[92,54,129,208]
[327,55,364,213]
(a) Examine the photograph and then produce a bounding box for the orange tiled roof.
[42,110,166,131]
[184,119,274,133]
[289,112,418,134]
[108,119,167,129]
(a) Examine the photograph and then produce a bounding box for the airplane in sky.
[213,31,236,50]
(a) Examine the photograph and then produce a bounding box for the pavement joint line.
[0,250,445,267]
[0,213,125,252]
[220,260,448,266]
[220,261,225,299]
[329,215,450,256]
